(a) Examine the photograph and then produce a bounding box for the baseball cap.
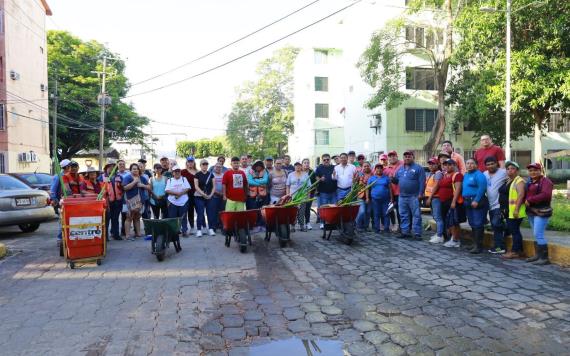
[379,154,388,160]
[294,162,302,166]
[526,162,542,170]
[69,160,79,167]
[428,157,439,164]
[265,156,274,161]
[387,150,398,156]
[172,165,181,171]
[186,156,195,161]
[348,150,356,155]
[138,158,147,164]
[443,159,456,165]
[357,154,365,160]
[200,159,209,165]
[505,160,520,169]
[59,159,71,168]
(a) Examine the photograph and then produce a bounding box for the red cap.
[428,157,439,164]
[379,154,388,160]
[387,150,398,156]
[526,162,543,170]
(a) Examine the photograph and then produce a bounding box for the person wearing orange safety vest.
[62,161,83,195]
[425,157,444,244]
[99,160,123,240]
[247,160,269,232]
[80,167,103,196]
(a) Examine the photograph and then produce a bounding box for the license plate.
[15,198,31,206]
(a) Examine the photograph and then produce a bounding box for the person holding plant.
[462,158,488,253]
[524,162,553,265]
[500,161,526,259]
[366,164,392,234]
[122,163,151,240]
[194,159,216,237]
[286,162,310,232]
[150,163,167,219]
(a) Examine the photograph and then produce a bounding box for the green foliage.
[48,30,150,159]
[176,137,228,158]
[226,47,299,158]
[448,0,570,145]
[521,196,570,233]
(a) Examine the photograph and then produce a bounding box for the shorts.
[225,199,246,212]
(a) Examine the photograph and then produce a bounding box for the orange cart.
[61,195,106,269]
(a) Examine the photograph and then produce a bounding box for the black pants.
[187,195,195,229]
[120,211,127,236]
[304,200,312,224]
[151,203,168,219]
[389,195,401,226]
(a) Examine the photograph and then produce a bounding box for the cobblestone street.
[1,221,569,356]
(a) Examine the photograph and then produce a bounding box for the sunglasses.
[201,163,208,166]
[322,158,330,161]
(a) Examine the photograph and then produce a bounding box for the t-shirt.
[165,176,190,206]
[484,168,507,210]
[213,173,224,194]
[383,161,402,196]
[395,163,426,197]
[315,164,336,193]
[122,174,149,201]
[222,169,248,202]
[438,172,463,203]
[334,164,357,189]
[194,170,214,196]
[474,145,506,171]
[180,169,195,195]
[367,175,391,200]
[286,171,309,195]
[269,171,287,198]
[282,164,295,175]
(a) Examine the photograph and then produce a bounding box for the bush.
[521,195,570,233]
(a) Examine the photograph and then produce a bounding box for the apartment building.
[0,0,52,173]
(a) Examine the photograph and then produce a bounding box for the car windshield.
[20,173,53,185]
[0,176,32,190]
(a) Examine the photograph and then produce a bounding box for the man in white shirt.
[333,153,357,201]
[165,165,191,235]
[484,156,508,254]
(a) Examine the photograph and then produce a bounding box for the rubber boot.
[469,228,483,254]
[532,244,550,265]
[526,242,540,263]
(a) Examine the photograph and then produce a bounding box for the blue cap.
[265,156,274,161]
[186,156,195,161]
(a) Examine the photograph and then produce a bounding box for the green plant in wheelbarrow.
[274,172,319,208]
[337,180,377,206]
[143,218,182,261]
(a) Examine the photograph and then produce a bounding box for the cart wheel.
[342,221,356,237]
[279,239,288,248]
[155,234,166,262]
[345,238,354,245]
[96,259,102,266]
[277,224,289,248]
[69,261,75,269]
[238,228,247,253]
[225,235,231,247]
[58,241,64,257]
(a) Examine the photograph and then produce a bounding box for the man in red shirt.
[474,135,506,171]
[383,151,403,232]
[222,156,249,211]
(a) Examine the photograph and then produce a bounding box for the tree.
[176,137,228,158]
[358,0,465,153]
[449,0,570,161]
[226,47,299,158]
[48,30,150,159]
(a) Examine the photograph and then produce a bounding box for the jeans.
[507,218,523,252]
[195,197,216,230]
[211,195,226,230]
[431,197,444,237]
[168,202,189,233]
[336,188,350,202]
[398,195,422,236]
[371,197,390,232]
[464,201,488,229]
[527,215,550,245]
[356,200,371,230]
[489,208,505,249]
[151,203,167,219]
[142,200,151,219]
[106,200,122,239]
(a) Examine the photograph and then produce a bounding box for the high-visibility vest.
[450,172,464,204]
[425,173,439,197]
[508,176,526,219]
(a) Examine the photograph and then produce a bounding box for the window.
[315,103,329,118]
[314,49,328,64]
[314,77,328,92]
[547,112,570,133]
[0,104,4,130]
[405,109,437,132]
[406,67,437,90]
[405,25,443,49]
[315,130,330,145]
[512,150,532,168]
[0,153,5,173]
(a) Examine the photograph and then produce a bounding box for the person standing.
[222,157,249,211]
[160,156,173,179]
[348,151,358,166]
[379,154,388,168]
[122,163,151,240]
[211,163,226,231]
[524,162,553,265]
[239,155,250,173]
[194,160,216,237]
[165,165,191,235]
[355,154,366,169]
[462,159,489,253]
[393,151,425,240]
[366,163,392,234]
[181,156,197,236]
[332,155,340,165]
[282,155,295,174]
[425,157,444,244]
[437,159,465,248]
[356,161,373,232]
[384,151,403,232]
[501,161,526,259]
[332,153,357,201]
[315,154,336,229]
[286,162,309,231]
[247,160,269,232]
[265,157,274,175]
[484,157,508,254]
[209,156,228,174]
[150,163,168,219]
[268,158,288,204]
[441,141,466,174]
[80,167,103,196]
[101,160,123,241]
[62,161,83,195]
[302,158,316,230]
[117,159,130,237]
[52,159,71,250]
[474,135,506,171]
[138,159,153,219]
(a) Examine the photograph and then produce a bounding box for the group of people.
[50,134,554,265]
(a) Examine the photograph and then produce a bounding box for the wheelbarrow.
[261,205,298,248]
[218,210,258,253]
[143,218,181,261]
[318,204,360,245]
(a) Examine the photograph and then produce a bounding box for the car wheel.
[19,223,40,233]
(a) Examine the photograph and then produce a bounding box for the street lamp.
[480,0,547,161]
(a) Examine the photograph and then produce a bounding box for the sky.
[45,0,356,147]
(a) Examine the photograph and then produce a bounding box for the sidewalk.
[429,220,570,267]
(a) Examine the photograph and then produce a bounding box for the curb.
[429,220,570,267]
[0,243,6,259]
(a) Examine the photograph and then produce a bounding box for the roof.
[544,150,570,159]
[40,0,53,16]
[75,148,120,159]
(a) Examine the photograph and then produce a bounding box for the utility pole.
[505,0,512,161]
[51,77,58,174]
[93,56,112,171]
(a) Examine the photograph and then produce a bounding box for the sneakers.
[429,234,444,244]
[208,229,215,236]
[444,239,461,248]
[489,247,506,254]
[306,223,312,230]
[196,230,203,238]
[319,223,324,230]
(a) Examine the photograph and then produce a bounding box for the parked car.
[9,172,53,192]
[0,174,56,232]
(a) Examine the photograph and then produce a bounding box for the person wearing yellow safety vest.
[500,161,527,259]
[247,160,269,232]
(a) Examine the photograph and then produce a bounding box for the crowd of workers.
[50,134,554,264]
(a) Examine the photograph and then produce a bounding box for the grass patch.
[521,194,570,232]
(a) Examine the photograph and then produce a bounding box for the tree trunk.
[532,110,545,164]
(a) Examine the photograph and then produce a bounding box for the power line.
[129,0,322,87]
[124,0,363,99]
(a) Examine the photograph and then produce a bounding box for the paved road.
[0,221,569,356]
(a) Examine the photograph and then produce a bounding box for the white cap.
[60,159,71,168]
[171,165,181,171]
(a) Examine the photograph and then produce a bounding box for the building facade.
[0,0,52,173]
